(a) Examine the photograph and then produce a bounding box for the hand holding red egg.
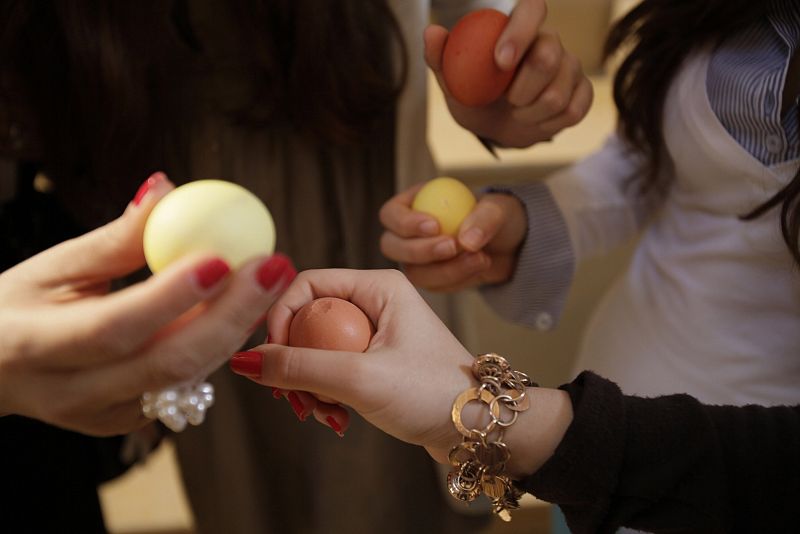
[427,0,593,148]
[244,295,375,435]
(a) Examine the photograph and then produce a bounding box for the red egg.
[288,297,374,353]
[442,9,514,107]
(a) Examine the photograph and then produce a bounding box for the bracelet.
[447,353,536,522]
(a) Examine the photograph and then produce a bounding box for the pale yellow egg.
[411,177,477,236]
[143,180,275,273]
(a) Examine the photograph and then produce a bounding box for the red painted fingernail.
[229,351,263,378]
[194,258,230,289]
[256,253,295,291]
[267,334,273,344]
[287,391,306,421]
[271,387,283,399]
[326,416,344,437]
[133,172,167,206]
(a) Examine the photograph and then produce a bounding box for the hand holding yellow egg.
[411,177,477,236]
[143,180,275,273]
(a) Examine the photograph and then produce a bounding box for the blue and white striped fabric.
[707,0,800,166]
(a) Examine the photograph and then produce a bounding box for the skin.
[429,1,593,148]
[0,174,292,436]
[238,269,573,479]
[380,0,591,292]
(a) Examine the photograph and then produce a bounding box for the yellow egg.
[411,177,477,236]
[143,180,275,273]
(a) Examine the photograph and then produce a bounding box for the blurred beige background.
[99,1,633,532]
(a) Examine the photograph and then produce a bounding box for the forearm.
[501,387,573,479]
[516,372,800,533]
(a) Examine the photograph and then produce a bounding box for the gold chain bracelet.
[447,353,536,522]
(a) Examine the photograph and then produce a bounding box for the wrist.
[446,353,538,520]
[502,388,573,479]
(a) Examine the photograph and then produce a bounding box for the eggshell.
[442,9,513,107]
[143,180,275,273]
[411,177,477,236]
[289,297,374,353]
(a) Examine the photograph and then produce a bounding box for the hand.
[0,173,295,436]
[427,0,593,148]
[231,269,573,476]
[379,186,527,291]
[233,269,477,462]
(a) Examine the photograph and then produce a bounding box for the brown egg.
[288,297,374,353]
[442,9,514,107]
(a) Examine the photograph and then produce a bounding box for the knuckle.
[540,90,568,115]
[531,43,560,75]
[384,268,407,284]
[84,314,135,357]
[149,348,204,385]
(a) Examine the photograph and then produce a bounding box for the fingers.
[243,344,366,408]
[378,184,437,238]
[18,172,174,287]
[495,0,548,71]
[94,254,297,399]
[403,252,491,290]
[380,232,457,264]
[312,403,350,437]
[457,194,516,252]
[461,193,528,254]
[535,75,594,134]
[506,31,564,108]
[510,41,585,122]
[266,268,416,345]
[35,253,234,368]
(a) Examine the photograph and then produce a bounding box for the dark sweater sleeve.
[518,371,800,533]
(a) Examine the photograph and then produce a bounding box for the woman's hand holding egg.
[428,0,593,148]
[230,268,480,461]
[379,178,527,292]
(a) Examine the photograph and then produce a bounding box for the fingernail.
[460,227,485,251]
[496,43,516,69]
[194,258,231,289]
[287,391,307,421]
[419,219,439,236]
[133,172,167,206]
[326,416,345,437]
[433,239,457,259]
[257,253,295,291]
[229,351,263,378]
[266,334,273,344]
[271,387,283,399]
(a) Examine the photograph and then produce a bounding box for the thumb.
[19,172,174,285]
[495,0,547,71]
[234,344,364,406]
[457,194,512,252]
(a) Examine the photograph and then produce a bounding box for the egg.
[411,177,477,236]
[143,180,275,273]
[442,9,514,107]
[289,297,374,353]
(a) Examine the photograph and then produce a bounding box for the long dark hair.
[604,0,800,265]
[0,0,406,218]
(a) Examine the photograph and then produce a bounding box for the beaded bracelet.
[447,353,536,521]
